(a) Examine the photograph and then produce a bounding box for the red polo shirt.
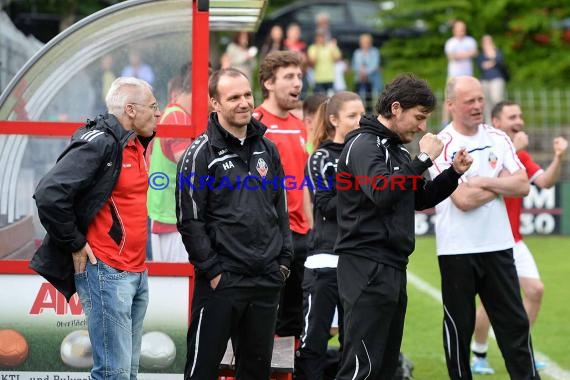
[87,138,148,272]
[253,107,310,235]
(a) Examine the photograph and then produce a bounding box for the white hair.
[105,77,153,116]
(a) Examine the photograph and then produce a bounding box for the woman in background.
[224,31,257,80]
[351,33,383,110]
[260,25,285,58]
[477,34,507,122]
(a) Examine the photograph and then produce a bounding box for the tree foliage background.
[379,0,570,89]
[4,0,570,90]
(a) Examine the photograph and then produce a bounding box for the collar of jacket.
[207,112,267,149]
[96,113,155,148]
[346,114,404,147]
[318,139,345,153]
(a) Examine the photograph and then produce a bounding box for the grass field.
[400,236,570,380]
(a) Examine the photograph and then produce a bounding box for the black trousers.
[276,231,308,337]
[336,255,407,380]
[439,250,540,380]
[296,267,343,380]
[184,275,281,380]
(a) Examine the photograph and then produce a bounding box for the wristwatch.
[279,265,291,281]
[417,152,432,166]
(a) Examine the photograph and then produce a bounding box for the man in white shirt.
[445,20,478,78]
[442,20,478,124]
[428,76,540,380]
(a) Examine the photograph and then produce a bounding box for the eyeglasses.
[129,102,159,112]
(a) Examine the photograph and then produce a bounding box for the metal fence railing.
[509,88,570,133]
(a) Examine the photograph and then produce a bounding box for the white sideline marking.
[407,271,570,380]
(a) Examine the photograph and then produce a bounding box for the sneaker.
[535,360,547,370]
[471,356,495,375]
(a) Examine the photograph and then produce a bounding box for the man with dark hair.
[254,50,309,339]
[470,100,567,374]
[176,68,293,379]
[429,77,539,380]
[335,74,472,380]
[31,77,160,379]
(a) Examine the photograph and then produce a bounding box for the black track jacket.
[176,113,293,281]
[307,140,344,255]
[335,115,461,269]
[30,114,153,300]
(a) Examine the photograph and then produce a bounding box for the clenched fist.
[512,131,529,151]
[553,137,568,158]
[418,133,444,161]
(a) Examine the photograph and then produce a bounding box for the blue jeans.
[75,260,149,380]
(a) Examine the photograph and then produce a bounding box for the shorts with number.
[513,240,540,279]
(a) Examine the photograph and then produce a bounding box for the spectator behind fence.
[315,12,332,42]
[443,20,477,124]
[476,34,507,123]
[445,20,477,78]
[121,48,155,85]
[261,24,285,59]
[31,77,160,379]
[225,31,258,80]
[94,54,116,113]
[351,33,383,109]
[308,31,341,95]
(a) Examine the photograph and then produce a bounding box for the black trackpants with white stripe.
[184,274,281,380]
[295,267,343,380]
[336,254,407,380]
[439,250,540,380]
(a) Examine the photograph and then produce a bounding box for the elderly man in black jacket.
[31,77,159,380]
[176,68,293,380]
[335,74,473,380]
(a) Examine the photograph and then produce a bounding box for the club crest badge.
[256,158,268,177]
[488,152,498,169]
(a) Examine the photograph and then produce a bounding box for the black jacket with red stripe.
[30,114,153,301]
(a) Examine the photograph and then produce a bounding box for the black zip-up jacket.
[29,114,153,301]
[176,113,293,280]
[307,140,344,255]
[335,115,461,269]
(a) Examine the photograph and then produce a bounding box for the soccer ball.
[0,329,29,367]
[60,330,93,368]
[140,331,176,369]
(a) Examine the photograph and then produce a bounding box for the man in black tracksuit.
[176,68,293,380]
[335,74,473,380]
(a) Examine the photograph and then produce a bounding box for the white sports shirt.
[428,123,524,255]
